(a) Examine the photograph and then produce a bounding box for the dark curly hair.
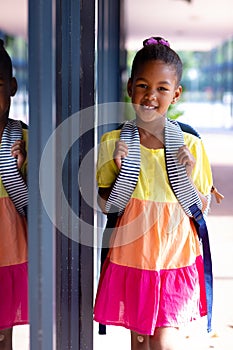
[130,36,183,86]
[0,39,13,78]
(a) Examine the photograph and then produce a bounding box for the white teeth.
[143,105,155,110]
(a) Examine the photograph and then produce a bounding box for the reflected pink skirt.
[0,262,28,330]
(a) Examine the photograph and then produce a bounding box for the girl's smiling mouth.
[141,104,158,110]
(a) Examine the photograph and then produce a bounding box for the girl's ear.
[127,78,132,97]
[10,77,18,97]
[171,85,182,104]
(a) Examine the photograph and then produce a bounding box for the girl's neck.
[138,126,164,149]
[136,118,165,149]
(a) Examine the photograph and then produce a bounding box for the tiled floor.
[13,325,29,350]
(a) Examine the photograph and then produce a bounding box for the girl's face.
[127,60,182,124]
[0,68,17,123]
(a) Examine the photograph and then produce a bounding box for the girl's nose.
[145,89,157,100]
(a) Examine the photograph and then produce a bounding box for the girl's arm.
[189,179,209,213]
[97,187,113,214]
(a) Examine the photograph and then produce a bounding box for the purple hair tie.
[143,37,170,48]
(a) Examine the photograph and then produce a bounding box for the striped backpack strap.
[105,120,141,215]
[0,119,28,217]
[165,118,203,216]
[165,118,213,333]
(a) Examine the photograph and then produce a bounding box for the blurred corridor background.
[0,0,232,349]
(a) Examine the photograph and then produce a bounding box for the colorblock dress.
[0,128,28,330]
[93,128,213,335]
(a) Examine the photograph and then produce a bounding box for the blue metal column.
[55,0,94,349]
[55,0,81,348]
[28,0,56,349]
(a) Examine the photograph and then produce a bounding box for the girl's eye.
[159,86,169,91]
[136,84,148,89]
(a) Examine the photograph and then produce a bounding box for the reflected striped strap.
[105,120,141,215]
[0,119,28,216]
[164,118,203,216]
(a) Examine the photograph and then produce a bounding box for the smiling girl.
[94,37,213,350]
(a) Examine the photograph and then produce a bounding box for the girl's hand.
[11,140,27,169]
[177,145,196,177]
[113,140,128,169]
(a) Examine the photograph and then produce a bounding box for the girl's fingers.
[177,146,195,177]
[113,141,128,169]
[11,140,26,169]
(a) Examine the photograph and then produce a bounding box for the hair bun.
[143,37,170,48]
